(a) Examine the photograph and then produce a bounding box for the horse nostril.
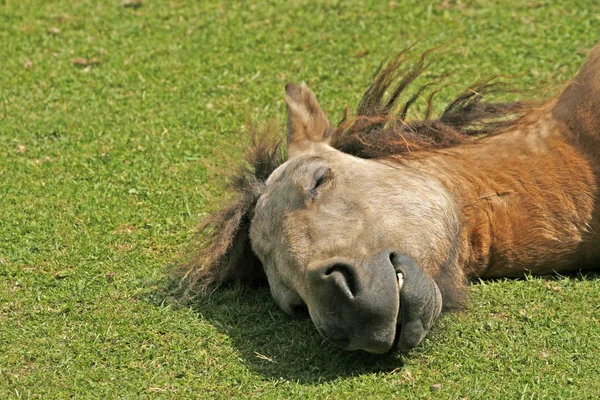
[324,263,358,297]
[389,251,397,266]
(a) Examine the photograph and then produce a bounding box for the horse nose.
[306,252,400,353]
[308,260,360,299]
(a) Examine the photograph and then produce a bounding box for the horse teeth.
[396,272,404,290]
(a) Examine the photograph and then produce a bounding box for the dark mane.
[175,121,283,298]
[176,49,529,298]
[332,49,526,158]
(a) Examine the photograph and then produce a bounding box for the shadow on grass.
[145,277,405,383]
[144,270,600,383]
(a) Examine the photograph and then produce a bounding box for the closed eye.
[314,173,326,189]
[310,166,331,198]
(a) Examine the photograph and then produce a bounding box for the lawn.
[1,0,599,398]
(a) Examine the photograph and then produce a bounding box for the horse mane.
[174,121,283,298]
[332,48,527,158]
[176,49,529,299]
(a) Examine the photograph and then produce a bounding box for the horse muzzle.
[306,249,442,353]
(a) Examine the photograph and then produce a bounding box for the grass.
[1,0,599,398]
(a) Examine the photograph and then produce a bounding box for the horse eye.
[311,167,330,191]
[314,173,325,189]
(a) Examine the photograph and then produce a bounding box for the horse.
[179,42,600,354]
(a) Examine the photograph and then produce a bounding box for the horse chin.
[351,281,405,354]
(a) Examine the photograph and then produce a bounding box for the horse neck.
[413,105,598,279]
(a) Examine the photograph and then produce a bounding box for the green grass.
[1,0,599,398]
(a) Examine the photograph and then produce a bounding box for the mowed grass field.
[2,0,600,398]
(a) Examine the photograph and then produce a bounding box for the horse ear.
[285,82,333,159]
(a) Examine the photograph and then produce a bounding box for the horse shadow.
[145,271,600,383]
[146,278,405,383]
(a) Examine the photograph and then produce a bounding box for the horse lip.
[370,270,403,354]
[341,268,404,354]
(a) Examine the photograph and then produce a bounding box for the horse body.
[184,42,600,354]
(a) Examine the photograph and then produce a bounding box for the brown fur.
[178,44,600,304]
[414,108,597,279]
